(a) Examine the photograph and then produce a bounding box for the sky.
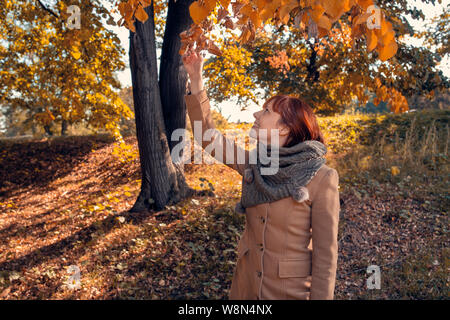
[104,0,449,123]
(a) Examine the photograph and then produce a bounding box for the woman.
[182,48,340,300]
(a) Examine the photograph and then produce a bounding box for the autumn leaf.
[279,0,299,24]
[311,4,325,23]
[378,40,398,61]
[317,14,332,31]
[135,5,148,22]
[70,46,81,60]
[219,0,231,9]
[189,1,211,24]
[366,29,377,52]
[356,0,374,10]
[207,40,223,56]
[391,166,400,176]
[354,11,372,25]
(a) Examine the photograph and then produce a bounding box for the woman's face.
[250,100,290,147]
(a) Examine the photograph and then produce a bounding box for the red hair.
[263,95,325,148]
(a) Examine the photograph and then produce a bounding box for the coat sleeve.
[310,168,340,300]
[184,89,249,176]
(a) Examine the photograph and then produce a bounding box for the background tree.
[202,0,449,115]
[0,0,133,138]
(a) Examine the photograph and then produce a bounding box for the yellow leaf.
[135,5,148,22]
[70,46,81,60]
[239,28,251,43]
[391,166,400,176]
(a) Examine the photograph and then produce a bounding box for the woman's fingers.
[182,47,204,66]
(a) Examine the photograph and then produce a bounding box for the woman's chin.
[249,127,258,139]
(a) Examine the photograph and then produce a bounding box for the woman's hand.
[182,47,204,80]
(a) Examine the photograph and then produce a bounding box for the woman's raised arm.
[182,48,249,176]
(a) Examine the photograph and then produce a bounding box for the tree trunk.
[307,40,320,82]
[61,119,68,136]
[159,0,194,151]
[128,0,194,213]
[44,124,53,136]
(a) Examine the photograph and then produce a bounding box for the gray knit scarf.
[234,139,327,214]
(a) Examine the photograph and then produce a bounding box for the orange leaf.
[354,12,371,25]
[379,16,392,36]
[321,0,348,18]
[239,28,251,43]
[317,15,332,31]
[204,0,217,11]
[240,3,254,16]
[223,17,236,29]
[311,4,325,23]
[260,8,273,22]
[318,26,329,37]
[249,11,262,28]
[279,0,299,24]
[256,0,268,10]
[135,6,148,23]
[189,1,211,24]
[219,0,230,9]
[356,0,374,10]
[378,40,398,61]
[207,41,222,56]
[381,28,395,44]
[366,29,377,52]
[217,7,228,21]
[140,0,152,8]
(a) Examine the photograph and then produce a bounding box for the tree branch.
[36,0,59,18]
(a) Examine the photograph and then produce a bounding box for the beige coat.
[185,89,340,300]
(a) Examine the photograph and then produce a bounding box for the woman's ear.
[279,124,290,136]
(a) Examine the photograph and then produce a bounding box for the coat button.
[257,271,262,277]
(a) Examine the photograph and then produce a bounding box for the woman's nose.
[253,110,260,119]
